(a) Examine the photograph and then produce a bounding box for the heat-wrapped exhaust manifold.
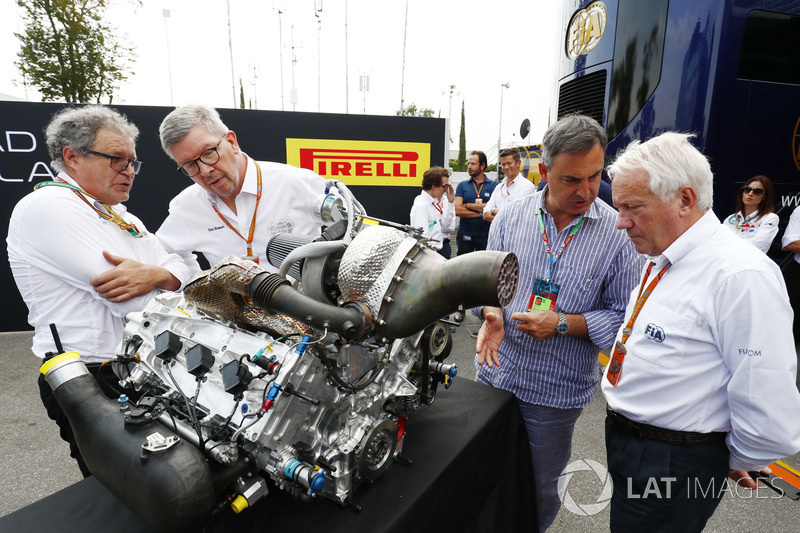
[185,225,519,342]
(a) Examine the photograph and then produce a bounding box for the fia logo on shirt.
[644,323,665,343]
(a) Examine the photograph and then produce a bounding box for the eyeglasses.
[741,186,765,196]
[177,136,225,177]
[85,149,142,174]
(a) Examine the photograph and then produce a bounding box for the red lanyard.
[432,201,443,214]
[621,261,670,343]
[211,160,262,257]
[606,261,670,387]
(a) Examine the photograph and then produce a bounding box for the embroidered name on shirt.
[208,225,225,232]
[644,323,665,343]
[738,348,762,356]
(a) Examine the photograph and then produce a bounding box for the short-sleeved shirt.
[409,190,455,250]
[723,210,778,253]
[781,205,800,264]
[483,174,537,215]
[156,157,327,272]
[455,176,497,237]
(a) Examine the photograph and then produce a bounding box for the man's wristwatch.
[556,312,569,336]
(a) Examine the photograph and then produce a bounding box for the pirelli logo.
[286,138,430,187]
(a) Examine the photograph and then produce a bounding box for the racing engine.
[40,182,519,532]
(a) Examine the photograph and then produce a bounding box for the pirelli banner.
[0,101,445,332]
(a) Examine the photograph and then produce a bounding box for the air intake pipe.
[40,353,215,533]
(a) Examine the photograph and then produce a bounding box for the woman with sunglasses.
[724,175,779,253]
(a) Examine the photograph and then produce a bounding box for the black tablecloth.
[1,378,535,532]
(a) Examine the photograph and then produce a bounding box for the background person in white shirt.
[781,204,800,346]
[156,104,327,272]
[723,175,779,253]
[482,148,537,223]
[604,132,800,532]
[409,166,455,258]
[7,105,192,477]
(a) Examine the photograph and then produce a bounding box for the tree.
[456,101,467,171]
[239,78,245,109]
[396,104,435,117]
[15,0,136,103]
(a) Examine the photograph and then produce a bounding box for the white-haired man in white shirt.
[604,131,800,532]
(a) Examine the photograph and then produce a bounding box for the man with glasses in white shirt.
[604,132,800,532]
[156,104,327,272]
[482,148,536,223]
[409,166,455,258]
[7,105,192,477]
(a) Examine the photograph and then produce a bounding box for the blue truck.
[555,0,800,262]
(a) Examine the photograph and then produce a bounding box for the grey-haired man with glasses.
[7,105,193,477]
[155,104,327,271]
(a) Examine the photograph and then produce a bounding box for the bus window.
[607,0,669,140]
[738,10,800,85]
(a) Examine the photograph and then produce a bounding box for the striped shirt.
[475,189,643,408]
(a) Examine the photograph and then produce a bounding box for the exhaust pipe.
[251,225,519,340]
[187,225,519,343]
[40,352,215,533]
[376,247,518,339]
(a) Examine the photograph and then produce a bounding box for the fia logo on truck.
[566,1,608,59]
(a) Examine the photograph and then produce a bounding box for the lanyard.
[734,211,758,230]
[211,160,262,257]
[432,201,443,214]
[620,261,671,344]
[472,179,485,199]
[606,260,670,387]
[537,209,585,281]
[34,179,142,237]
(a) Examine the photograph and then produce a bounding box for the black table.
[1,378,535,533]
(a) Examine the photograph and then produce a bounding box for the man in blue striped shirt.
[475,115,643,531]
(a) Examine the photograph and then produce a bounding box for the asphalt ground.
[2,320,799,531]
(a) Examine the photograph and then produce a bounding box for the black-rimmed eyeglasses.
[85,149,142,174]
[741,186,765,195]
[177,136,225,177]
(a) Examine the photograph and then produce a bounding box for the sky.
[0,0,562,163]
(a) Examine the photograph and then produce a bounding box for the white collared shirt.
[7,172,194,363]
[602,211,800,471]
[781,205,800,264]
[482,173,537,215]
[409,190,455,250]
[723,209,778,253]
[156,157,327,272]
